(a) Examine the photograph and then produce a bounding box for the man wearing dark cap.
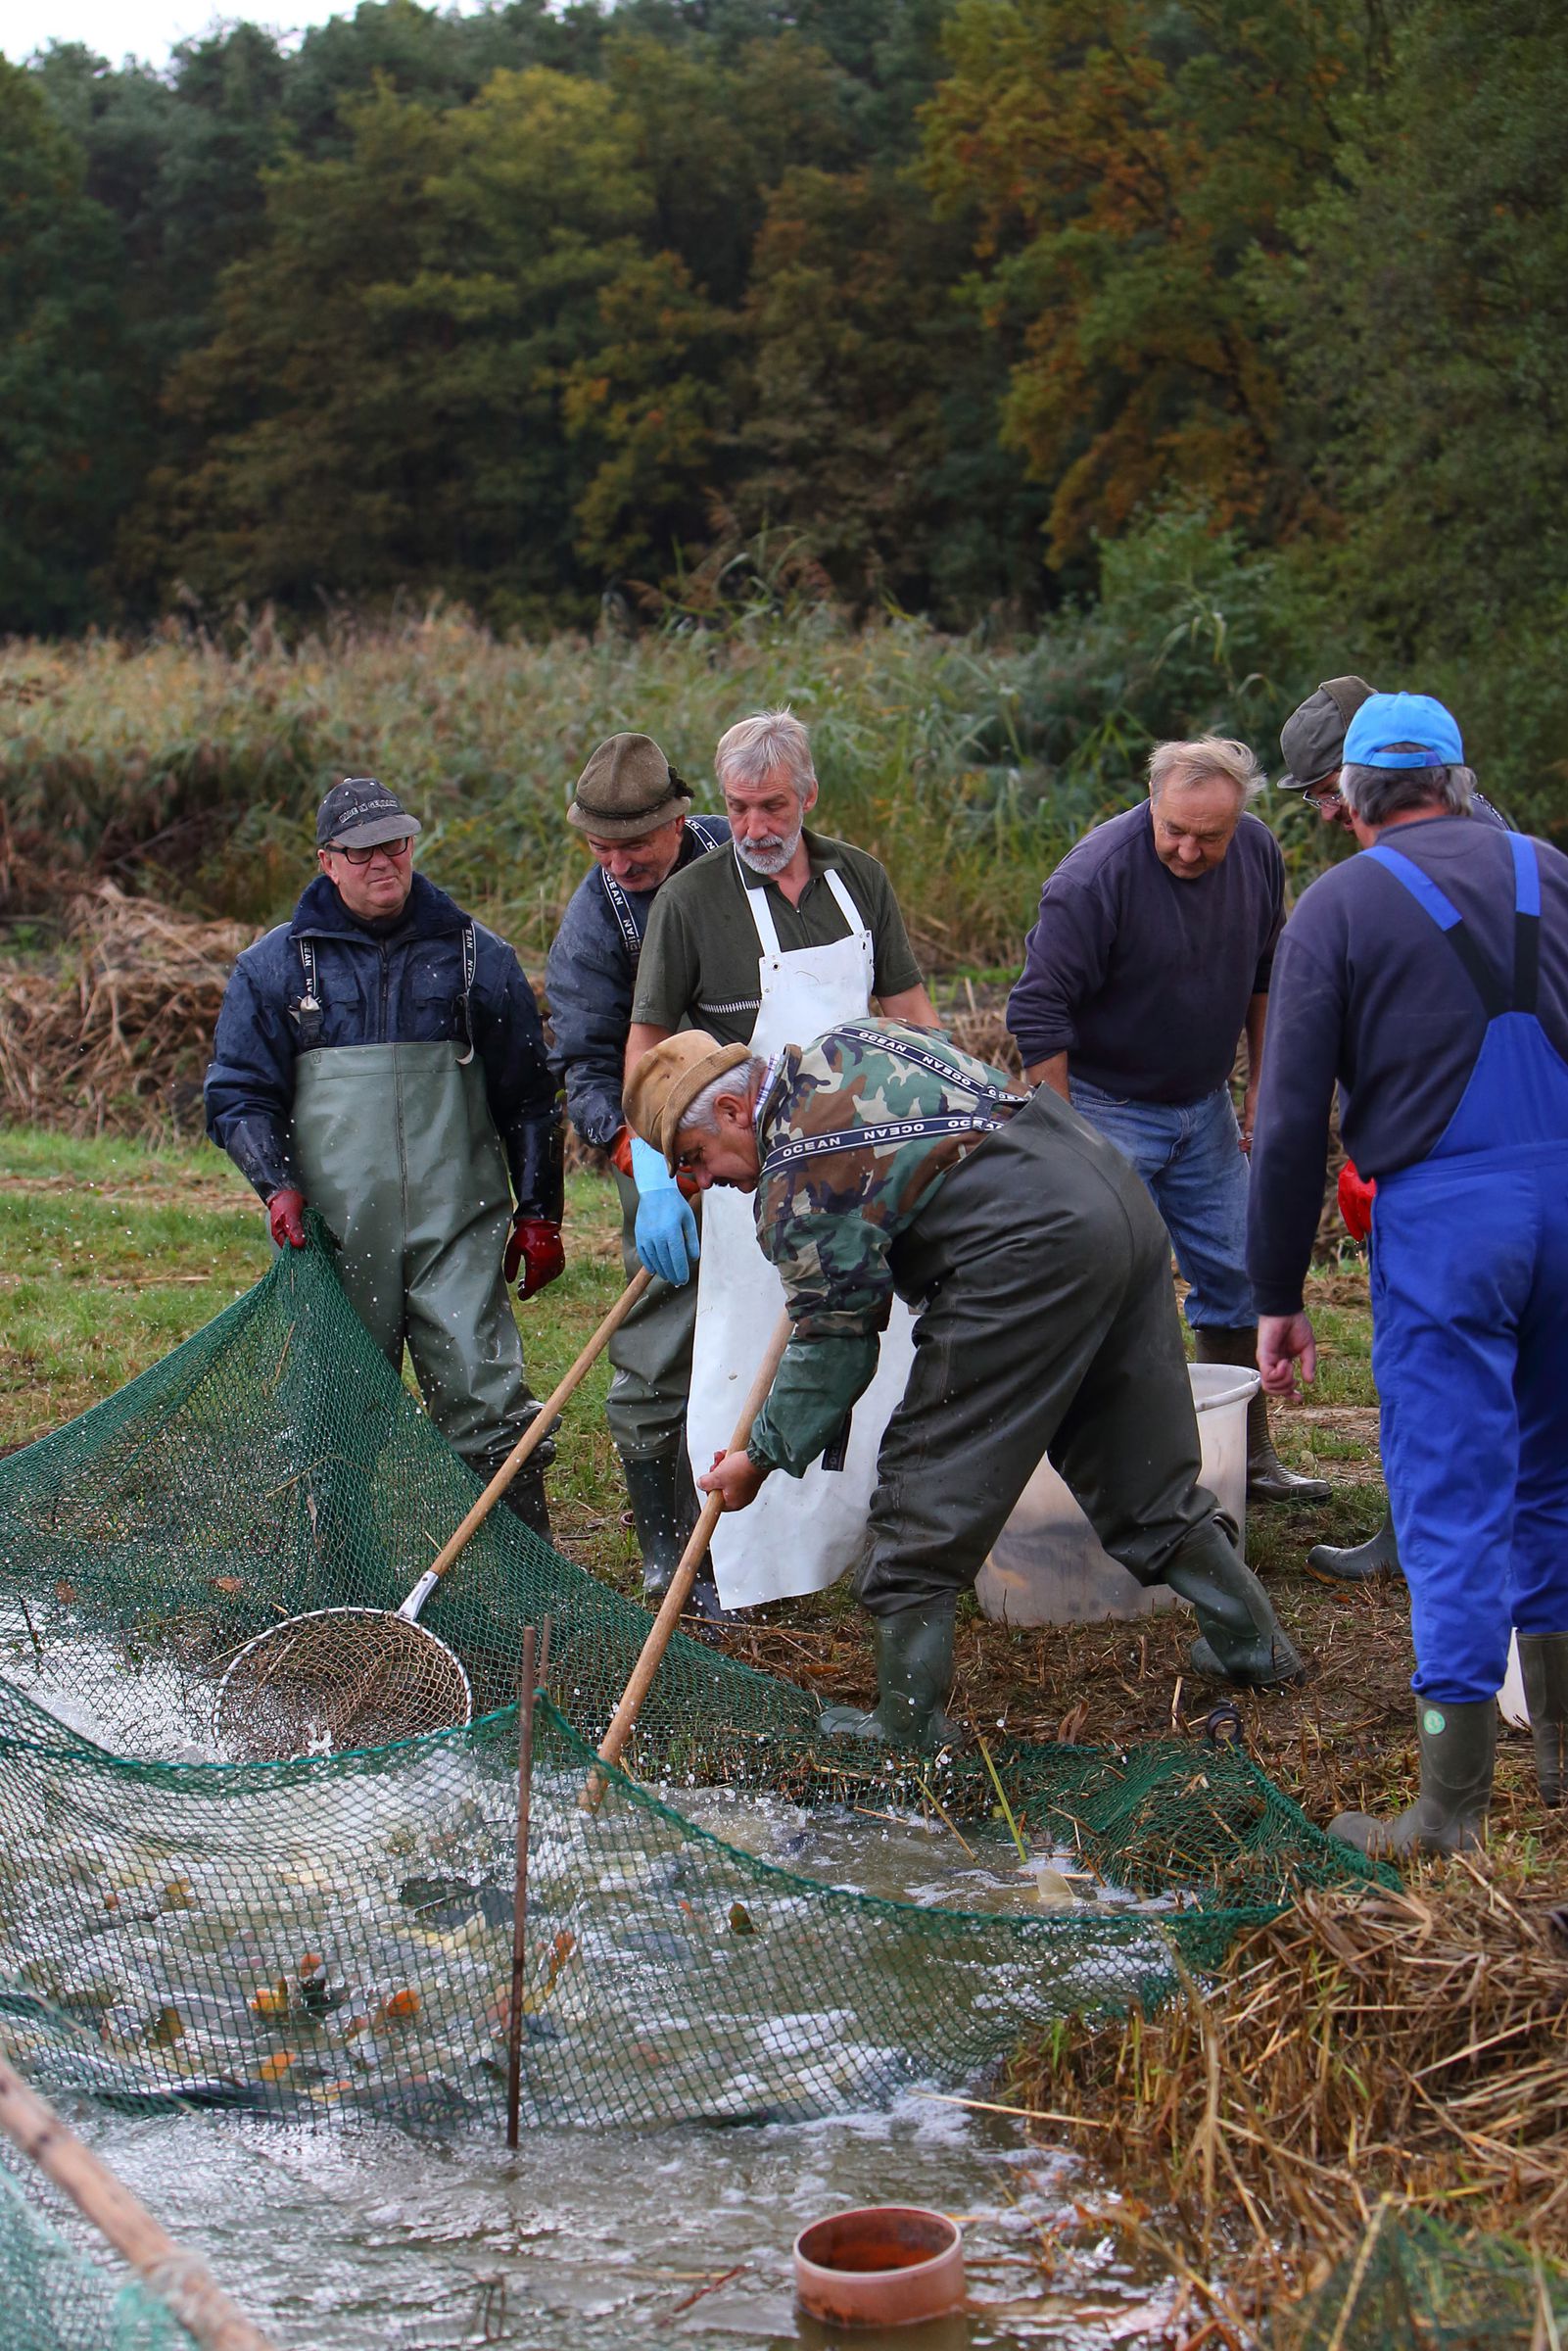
[205,778,564,1537]
[1273,677,1510,1583]
[1250,694,1568,1855]
[545,735,729,1605]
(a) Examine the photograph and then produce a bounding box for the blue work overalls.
[1368,834,1568,1704]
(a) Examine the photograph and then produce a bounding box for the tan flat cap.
[567,732,691,840]
[624,1032,755,1167]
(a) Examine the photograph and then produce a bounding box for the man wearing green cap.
[546,735,730,1607]
[206,777,564,1537]
[624,1021,1305,1750]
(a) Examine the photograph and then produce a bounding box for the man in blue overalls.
[1248,695,1568,1854]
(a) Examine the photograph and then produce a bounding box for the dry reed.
[1014,1861,1568,2324]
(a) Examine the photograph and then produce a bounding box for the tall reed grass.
[0,519,1380,972]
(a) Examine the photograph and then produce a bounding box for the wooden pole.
[581,1313,792,1810]
[0,2054,281,2351]
[504,1617,549,2151]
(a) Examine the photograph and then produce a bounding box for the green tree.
[0,61,133,632]
[1274,0,1568,652]
[142,68,653,623]
[923,0,1379,576]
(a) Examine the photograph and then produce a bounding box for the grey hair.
[1147,736,1264,805]
[681,1055,768,1136]
[714,707,816,801]
[1339,751,1475,827]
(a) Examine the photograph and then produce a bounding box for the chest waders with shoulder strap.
[287,924,542,1479]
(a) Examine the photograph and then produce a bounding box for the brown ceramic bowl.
[793,2204,964,2327]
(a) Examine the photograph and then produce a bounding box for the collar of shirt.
[754,1046,801,1154]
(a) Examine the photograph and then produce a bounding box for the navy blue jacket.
[205,872,562,1217]
[1248,815,1568,1313]
[546,817,729,1150]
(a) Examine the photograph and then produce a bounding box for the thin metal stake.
[505,1618,549,2150]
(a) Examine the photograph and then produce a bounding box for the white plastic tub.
[975,1362,1259,1628]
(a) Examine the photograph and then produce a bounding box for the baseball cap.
[1277,677,1375,792]
[624,1032,754,1169]
[1343,693,1464,770]
[315,778,422,849]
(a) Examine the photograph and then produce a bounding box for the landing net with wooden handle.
[214,1272,651,1760]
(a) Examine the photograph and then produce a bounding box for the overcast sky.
[4,1,487,71]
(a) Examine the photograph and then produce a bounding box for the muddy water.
[79,2097,1162,2349]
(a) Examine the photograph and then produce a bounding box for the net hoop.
[213,1606,473,1762]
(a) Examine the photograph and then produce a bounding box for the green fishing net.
[0,1227,1381,2135]
[0,2129,198,2350]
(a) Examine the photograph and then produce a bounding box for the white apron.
[688,863,919,1607]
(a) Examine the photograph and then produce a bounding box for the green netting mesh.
[0,2133,198,2351]
[0,1228,1382,2134]
[1275,2212,1568,2351]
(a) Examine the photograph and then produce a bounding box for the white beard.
[735,823,803,878]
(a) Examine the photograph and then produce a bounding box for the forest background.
[1,0,1564,966]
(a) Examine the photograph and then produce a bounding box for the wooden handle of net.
[581,1310,793,1810]
[0,2053,279,2351]
[404,1271,653,1613]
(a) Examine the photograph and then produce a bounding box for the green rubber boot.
[1330,1700,1495,1856]
[1194,1325,1330,1504]
[1308,1506,1402,1583]
[621,1448,696,1601]
[820,1599,958,1752]
[1164,1519,1306,1688]
[1518,1632,1568,1807]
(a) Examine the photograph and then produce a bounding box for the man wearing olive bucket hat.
[205,777,564,1537]
[546,734,730,1610]
[624,1021,1305,1750]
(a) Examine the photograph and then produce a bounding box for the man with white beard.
[625,706,937,1613]
[626,707,936,1133]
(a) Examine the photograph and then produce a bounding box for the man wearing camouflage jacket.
[625,1019,1304,1747]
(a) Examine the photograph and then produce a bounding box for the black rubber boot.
[1194,1325,1330,1504]
[1518,1632,1568,1807]
[621,1448,732,1623]
[1307,1506,1402,1583]
[1330,1700,1495,1856]
[1163,1519,1306,1688]
[820,1598,958,1752]
[621,1449,697,1601]
[499,1465,551,1544]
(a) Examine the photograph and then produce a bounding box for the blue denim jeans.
[1069,1078,1255,1328]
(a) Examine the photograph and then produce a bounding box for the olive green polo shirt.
[631,830,925,1046]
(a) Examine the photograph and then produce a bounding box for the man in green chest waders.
[626,1020,1307,1748]
[205,780,566,1537]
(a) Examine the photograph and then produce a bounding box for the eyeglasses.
[330,837,413,867]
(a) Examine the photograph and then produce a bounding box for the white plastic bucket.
[975,1362,1259,1628]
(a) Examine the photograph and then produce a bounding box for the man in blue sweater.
[1008,735,1328,1509]
[1249,694,1568,1854]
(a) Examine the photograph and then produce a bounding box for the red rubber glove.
[504,1213,565,1300]
[267,1188,308,1249]
[1337,1159,1376,1244]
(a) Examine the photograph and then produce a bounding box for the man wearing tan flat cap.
[624,1020,1305,1750]
[546,734,729,1609]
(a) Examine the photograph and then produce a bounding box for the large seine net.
[0,1222,1407,2347]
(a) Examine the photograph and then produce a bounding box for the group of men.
[206,682,1568,1861]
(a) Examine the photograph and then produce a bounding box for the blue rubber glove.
[631,1136,700,1287]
